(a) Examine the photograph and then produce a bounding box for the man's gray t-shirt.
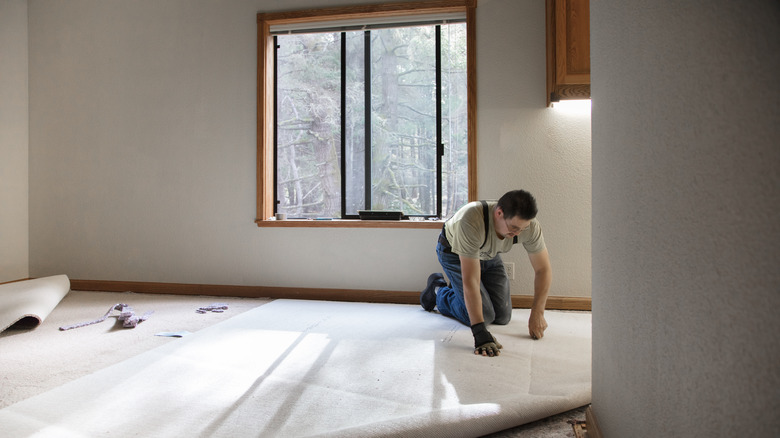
[444,201,546,260]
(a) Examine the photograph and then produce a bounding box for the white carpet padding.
[0,299,591,437]
[0,275,70,333]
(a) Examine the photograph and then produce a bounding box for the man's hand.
[528,309,548,340]
[471,322,503,357]
[475,339,503,356]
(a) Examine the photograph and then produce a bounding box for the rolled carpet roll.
[0,275,70,333]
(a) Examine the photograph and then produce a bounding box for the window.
[257,1,477,226]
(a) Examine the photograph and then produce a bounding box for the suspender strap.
[480,201,490,249]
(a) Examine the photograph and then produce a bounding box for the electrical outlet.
[505,262,515,280]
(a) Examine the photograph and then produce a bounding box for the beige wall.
[591,0,780,436]
[0,0,29,283]
[26,0,591,296]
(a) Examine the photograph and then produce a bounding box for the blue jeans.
[435,241,512,326]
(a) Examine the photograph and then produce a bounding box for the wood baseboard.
[70,279,591,311]
[0,278,32,286]
[511,295,590,311]
[585,405,604,438]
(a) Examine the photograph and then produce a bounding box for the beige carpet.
[0,296,591,437]
[0,276,70,333]
[0,290,270,409]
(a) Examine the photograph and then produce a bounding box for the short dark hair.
[497,190,538,220]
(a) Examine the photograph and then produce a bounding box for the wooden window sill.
[255,219,444,229]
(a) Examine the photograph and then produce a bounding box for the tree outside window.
[274,23,467,219]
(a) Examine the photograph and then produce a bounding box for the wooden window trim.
[256,0,477,229]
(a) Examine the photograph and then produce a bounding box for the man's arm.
[527,248,552,339]
[460,255,502,356]
[459,255,483,325]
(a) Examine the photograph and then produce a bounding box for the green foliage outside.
[276,23,467,218]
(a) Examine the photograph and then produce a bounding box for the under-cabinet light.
[551,99,592,115]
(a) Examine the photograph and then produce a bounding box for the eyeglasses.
[503,216,529,235]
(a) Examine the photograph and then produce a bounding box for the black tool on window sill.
[357,210,405,221]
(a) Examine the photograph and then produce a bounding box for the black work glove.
[471,322,503,356]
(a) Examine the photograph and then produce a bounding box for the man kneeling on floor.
[421,190,552,357]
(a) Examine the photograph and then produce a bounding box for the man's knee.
[492,308,512,325]
[481,305,496,325]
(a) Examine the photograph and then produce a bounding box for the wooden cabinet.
[546,0,590,106]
